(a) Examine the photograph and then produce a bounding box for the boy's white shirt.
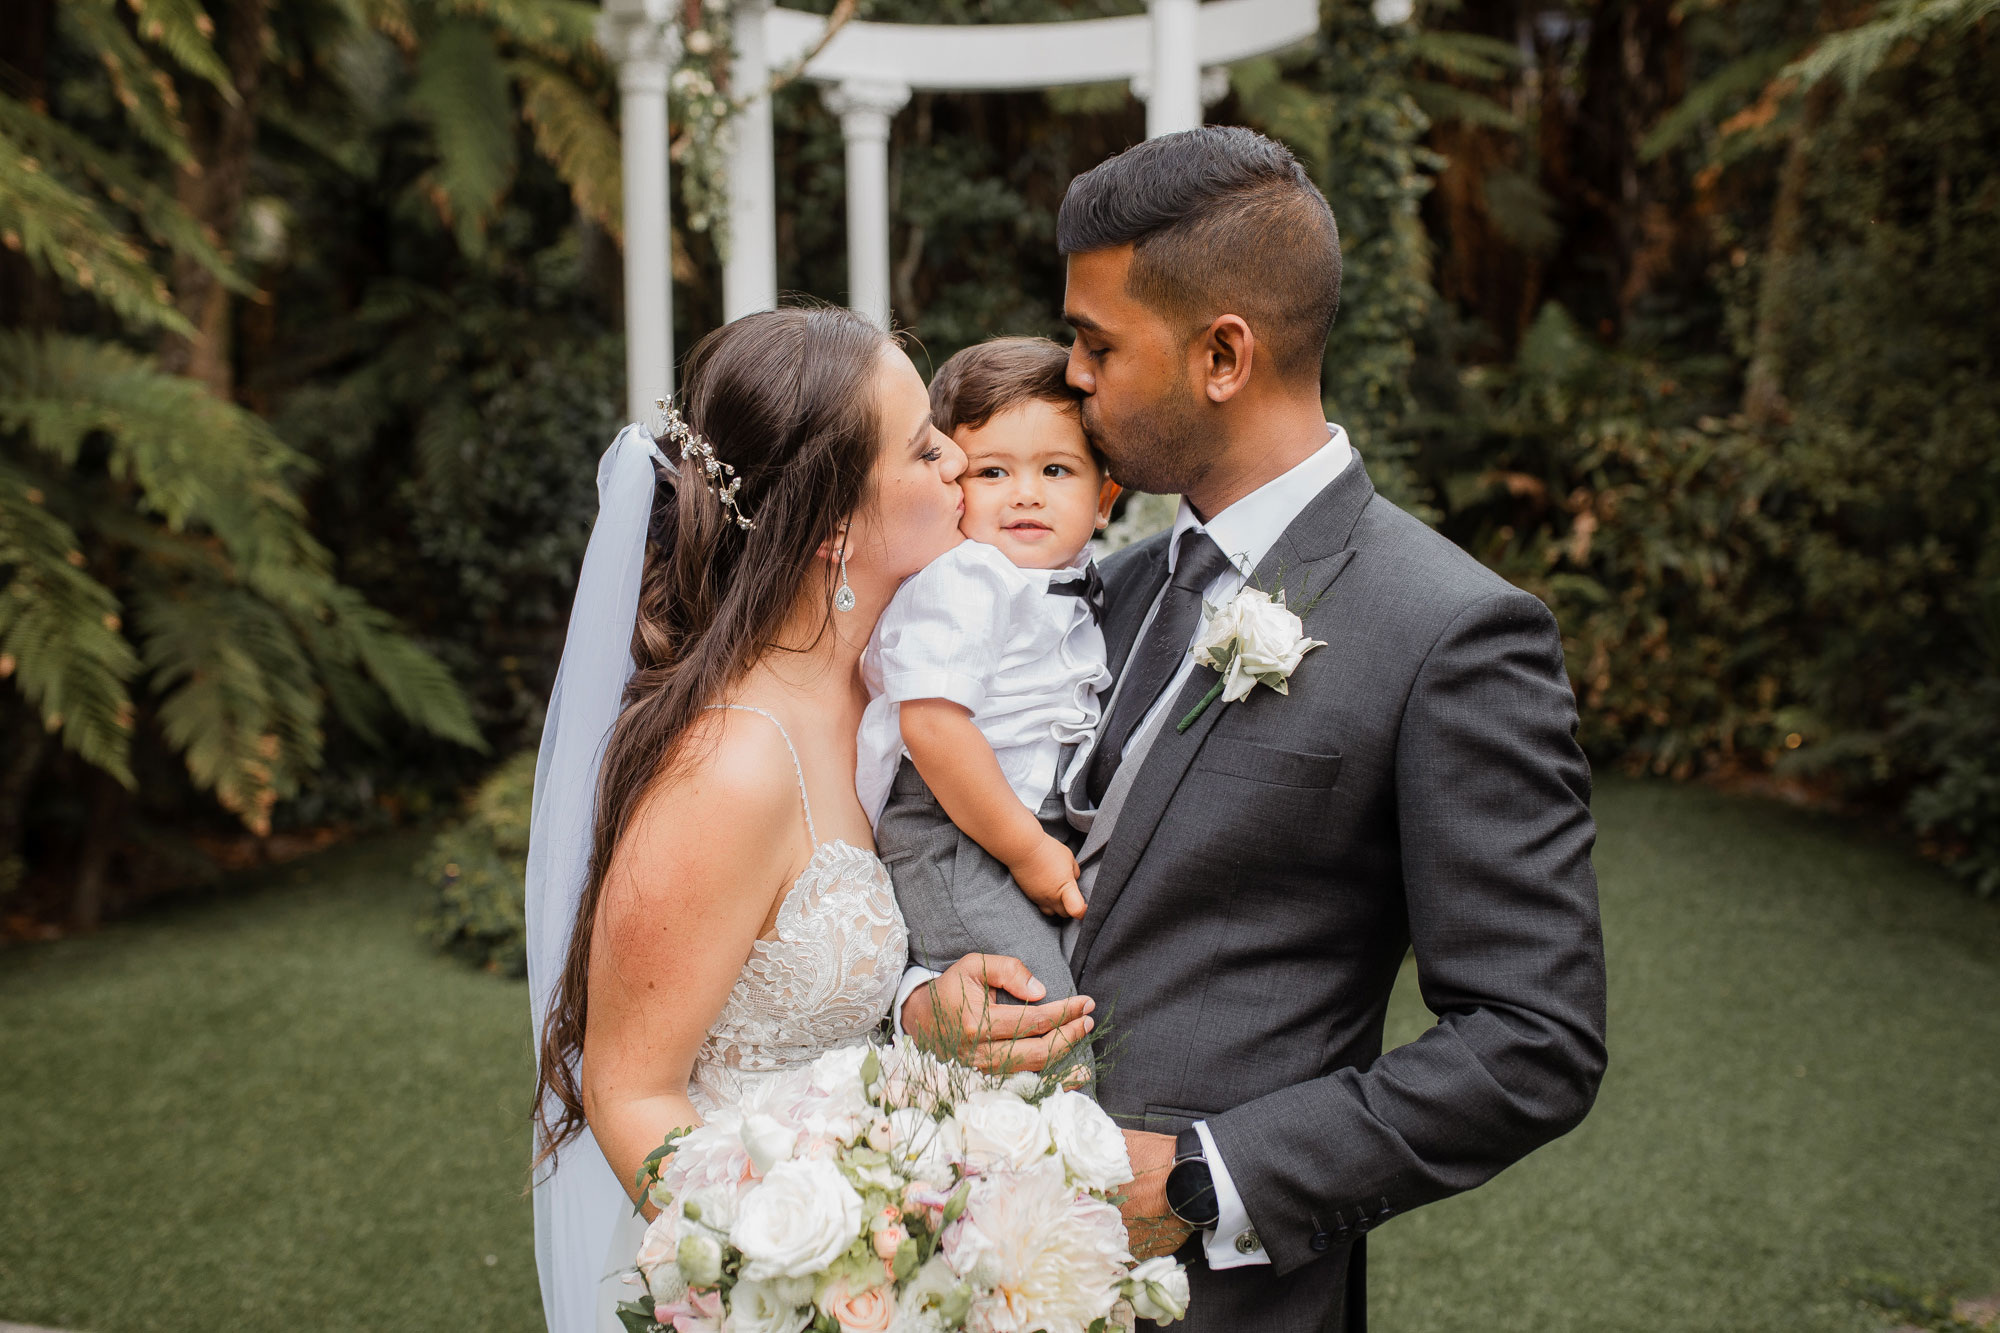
[856,537,1109,830]
[893,426,1356,1272]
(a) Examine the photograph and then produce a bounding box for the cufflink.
[1233,1229,1261,1255]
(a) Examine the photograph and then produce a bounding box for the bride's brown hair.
[533,305,891,1164]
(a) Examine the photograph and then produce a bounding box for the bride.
[523,306,1097,1333]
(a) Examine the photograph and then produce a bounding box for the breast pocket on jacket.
[1198,737,1343,789]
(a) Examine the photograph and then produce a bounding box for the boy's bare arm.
[900,698,1085,918]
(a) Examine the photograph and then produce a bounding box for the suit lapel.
[1069,462,1376,978]
[1102,541,1169,682]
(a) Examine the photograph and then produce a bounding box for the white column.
[723,0,777,321]
[823,78,911,330]
[599,4,680,418]
[1144,0,1202,138]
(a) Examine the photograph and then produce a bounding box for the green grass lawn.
[1,778,1996,1333]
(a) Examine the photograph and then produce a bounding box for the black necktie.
[1047,563,1105,623]
[1084,528,1234,805]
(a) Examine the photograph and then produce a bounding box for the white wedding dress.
[593,705,909,1329]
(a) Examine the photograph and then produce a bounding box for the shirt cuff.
[891,965,942,1039]
[1193,1120,1268,1269]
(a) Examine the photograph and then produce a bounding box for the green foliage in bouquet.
[419,748,536,974]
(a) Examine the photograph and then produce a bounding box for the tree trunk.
[70,770,125,931]
[1743,77,1840,427]
[157,0,270,399]
[0,709,46,901]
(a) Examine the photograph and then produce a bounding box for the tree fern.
[57,0,203,165]
[1,332,485,831]
[122,0,238,99]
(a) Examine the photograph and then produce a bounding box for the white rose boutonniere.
[1179,584,1327,732]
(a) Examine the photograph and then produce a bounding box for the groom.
[941,126,1603,1332]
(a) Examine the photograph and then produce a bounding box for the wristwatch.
[1164,1128,1220,1230]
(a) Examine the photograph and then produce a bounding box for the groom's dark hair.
[1057,126,1340,383]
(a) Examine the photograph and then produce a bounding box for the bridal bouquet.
[617,1037,1190,1333]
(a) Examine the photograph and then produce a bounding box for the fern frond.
[59,0,198,164]
[1411,29,1524,82]
[133,576,323,833]
[0,138,190,334]
[0,332,307,540]
[0,462,141,786]
[440,0,601,61]
[510,56,621,237]
[1641,44,1804,161]
[0,94,250,296]
[1788,0,2000,93]
[409,18,518,255]
[302,583,487,751]
[1409,78,1522,133]
[121,0,237,99]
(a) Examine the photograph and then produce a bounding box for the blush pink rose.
[820,1278,894,1333]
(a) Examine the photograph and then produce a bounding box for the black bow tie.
[1046,563,1105,624]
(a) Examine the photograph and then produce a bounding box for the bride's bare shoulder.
[612,706,809,886]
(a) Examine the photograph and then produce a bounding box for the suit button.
[1233,1230,1261,1255]
[1309,1231,1331,1253]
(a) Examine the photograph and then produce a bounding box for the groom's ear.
[1197,314,1255,405]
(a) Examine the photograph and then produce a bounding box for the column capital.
[596,1,680,70]
[823,78,912,141]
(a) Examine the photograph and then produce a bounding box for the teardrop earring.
[834,537,856,613]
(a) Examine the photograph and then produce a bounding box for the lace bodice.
[687,707,908,1117]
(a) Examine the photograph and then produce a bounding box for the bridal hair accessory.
[833,523,856,612]
[652,397,755,531]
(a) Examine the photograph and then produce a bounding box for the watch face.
[1166,1158,1219,1229]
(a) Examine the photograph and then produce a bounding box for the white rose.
[954,1089,1053,1174]
[742,1112,798,1176]
[1191,587,1325,704]
[682,1183,739,1239]
[810,1044,874,1108]
[677,1231,724,1287]
[886,1107,961,1185]
[731,1158,865,1280]
[1124,1257,1191,1324]
[730,1275,815,1333]
[1040,1091,1133,1192]
[635,1210,687,1306]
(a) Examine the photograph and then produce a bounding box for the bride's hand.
[900,954,1095,1075]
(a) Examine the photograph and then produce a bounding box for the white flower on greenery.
[1122,1257,1191,1325]
[881,1040,955,1114]
[730,1275,816,1333]
[743,1112,798,1176]
[1002,1071,1042,1099]
[635,1210,687,1306]
[681,1183,738,1239]
[811,1045,875,1107]
[677,1231,725,1288]
[895,1255,971,1333]
[950,1163,1130,1333]
[1180,585,1326,730]
[732,1158,865,1280]
[954,1089,1053,1174]
[886,1107,960,1185]
[1040,1090,1133,1192]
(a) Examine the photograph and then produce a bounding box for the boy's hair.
[929,337,1086,439]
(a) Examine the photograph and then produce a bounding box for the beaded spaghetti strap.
[704,704,819,846]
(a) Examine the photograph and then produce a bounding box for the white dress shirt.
[857,538,1109,829]
[897,426,1356,1273]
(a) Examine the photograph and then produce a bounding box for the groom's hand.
[1120,1129,1195,1259]
[900,954,1094,1075]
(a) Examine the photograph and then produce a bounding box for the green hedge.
[418,750,537,975]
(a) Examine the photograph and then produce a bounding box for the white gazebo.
[597,0,1320,415]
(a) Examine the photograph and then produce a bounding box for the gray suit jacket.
[1075,460,1607,1332]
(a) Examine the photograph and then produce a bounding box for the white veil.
[526,422,669,1333]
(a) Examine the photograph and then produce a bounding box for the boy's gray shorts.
[875,755,1079,1004]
